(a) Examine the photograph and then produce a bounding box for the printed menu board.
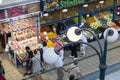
[27,2,40,13]
[44,0,85,11]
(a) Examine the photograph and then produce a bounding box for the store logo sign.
[45,0,59,10]
[60,0,84,7]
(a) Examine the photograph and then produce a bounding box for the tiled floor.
[96,70,120,80]
[0,38,120,80]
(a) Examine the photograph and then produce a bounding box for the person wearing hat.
[67,59,83,80]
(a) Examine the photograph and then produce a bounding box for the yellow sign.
[45,0,59,10]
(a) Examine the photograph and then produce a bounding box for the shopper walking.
[41,41,50,70]
[23,46,34,76]
[55,56,67,80]
[54,37,64,60]
[80,31,88,56]
[67,59,83,80]
[39,46,45,71]
[70,43,78,60]
[32,48,43,80]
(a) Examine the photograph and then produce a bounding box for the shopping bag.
[23,61,26,66]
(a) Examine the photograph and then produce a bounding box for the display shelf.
[7,28,39,67]
[0,15,38,34]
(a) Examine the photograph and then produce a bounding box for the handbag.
[23,61,27,66]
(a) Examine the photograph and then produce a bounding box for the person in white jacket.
[80,31,88,56]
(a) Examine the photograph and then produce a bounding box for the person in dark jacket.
[70,43,78,60]
[23,46,34,76]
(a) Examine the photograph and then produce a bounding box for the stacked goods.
[9,29,38,61]
[86,17,96,24]
[47,32,57,39]
[107,22,119,29]
[8,7,22,17]
[88,16,102,29]
[103,13,113,22]
[97,12,113,22]
[7,6,28,18]
[0,17,36,34]
[73,16,86,24]
[115,18,120,27]
[40,26,51,32]
[97,12,110,18]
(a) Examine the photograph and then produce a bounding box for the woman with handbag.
[32,48,43,80]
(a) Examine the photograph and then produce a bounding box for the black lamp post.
[65,27,119,80]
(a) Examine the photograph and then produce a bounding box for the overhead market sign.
[44,0,84,11]
[60,0,85,7]
[44,0,59,10]
[45,0,59,10]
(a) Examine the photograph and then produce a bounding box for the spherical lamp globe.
[67,26,82,42]
[104,28,119,42]
[43,48,59,64]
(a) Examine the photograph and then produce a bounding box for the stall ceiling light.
[62,9,68,12]
[99,0,104,4]
[43,13,49,17]
[83,4,88,7]
[117,12,120,15]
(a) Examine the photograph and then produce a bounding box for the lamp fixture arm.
[55,41,102,64]
[81,28,103,57]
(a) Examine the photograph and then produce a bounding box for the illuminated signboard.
[44,0,59,11]
[60,0,85,7]
[44,0,85,11]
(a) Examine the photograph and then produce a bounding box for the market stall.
[0,0,120,67]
